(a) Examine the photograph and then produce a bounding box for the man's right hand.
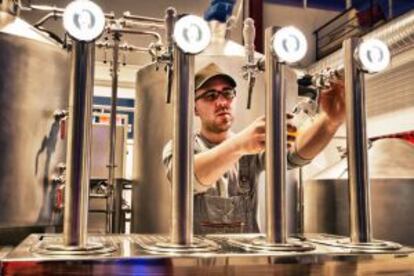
[234,116,266,155]
[233,115,298,155]
[194,115,296,186]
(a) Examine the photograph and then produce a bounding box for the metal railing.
[315,3,389,60]
[308,9,414,75]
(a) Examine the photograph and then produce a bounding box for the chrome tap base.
[307,233,402,253]
[227,235,315,252]
[31,238,116,255]
[137,236,220,254]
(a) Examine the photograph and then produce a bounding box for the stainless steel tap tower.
[33,0,115,254]
[343,38,372,244]
[339,37,400,250]
[170,48,194,245]
[36,41,113,254]
[63,41,96,248]
[251,27,312,251]
[264,26,288,245]
[309,37,402,252]
[228,23,313,252]
[137,11,218,253]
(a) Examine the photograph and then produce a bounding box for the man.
[163,62,345,234]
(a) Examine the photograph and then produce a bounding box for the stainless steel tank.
[91,124,127,180]
[89,124,128,233]
[304,138,414,245]
[0,11,70,244]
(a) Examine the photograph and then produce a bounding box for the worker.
[163,62,345,234]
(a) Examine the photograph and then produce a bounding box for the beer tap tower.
[230,20,314,251]
[137,12,219,253]
[33,0,115,254]
[309,37,402,252]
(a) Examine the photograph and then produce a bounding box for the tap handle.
[243,18,255,64]
[243,18,256,109]
[165,64,173,104]
[165,7,176,52]
[246,73,255,109]
[164,7,176,104]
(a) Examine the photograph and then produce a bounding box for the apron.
[193,155,260,234]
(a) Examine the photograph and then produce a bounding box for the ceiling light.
[63,0,105,42]
[173,15,211,54]
[272,26,307,63]
[357,38,390,73]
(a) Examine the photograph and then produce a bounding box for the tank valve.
[54,109,68,140]
[53,109,68,120]
[52,164,66,210]
[53,181,65,211]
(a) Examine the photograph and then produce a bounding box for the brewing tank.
[0,11,70,244]
[304,138,414,245]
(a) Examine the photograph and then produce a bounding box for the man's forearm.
[295,113,342,160]
[194,137,243,187]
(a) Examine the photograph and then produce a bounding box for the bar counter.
[2,233,414,275]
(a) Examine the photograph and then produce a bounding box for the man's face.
[195,77,237,133]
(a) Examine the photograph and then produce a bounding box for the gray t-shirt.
[162,133,310,234]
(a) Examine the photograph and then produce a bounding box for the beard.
[203,114,234,133]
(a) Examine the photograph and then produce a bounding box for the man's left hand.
[319,79,346,128]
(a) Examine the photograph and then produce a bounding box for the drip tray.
[2,234,414,275]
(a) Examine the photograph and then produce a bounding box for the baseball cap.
[195,62,237,91]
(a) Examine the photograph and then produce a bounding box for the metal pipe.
[106,31,121,234]
[63,41,95,247]
[264,26,287,244]
[34,11,62,28]
[113,178,124,233]
[29,4,64,13]
[343,37,372,244]
[26,3,112,18]
[96,41,149,53]
[388,0,393,19]
[122,20,165,30]
[231,0,241,23]
[108,28,162,45]
[170,47,194,245]
[123,11,164,23]
[119,44,149,52]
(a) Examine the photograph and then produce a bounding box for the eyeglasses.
[195,88,237,102]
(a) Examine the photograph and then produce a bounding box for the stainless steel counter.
[2,234,414,275]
